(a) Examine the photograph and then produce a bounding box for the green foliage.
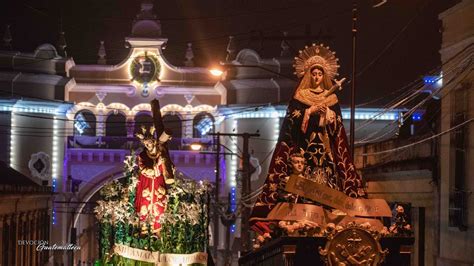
[95,152,211,263]
[158,177,210,254]
[99,222,112,259]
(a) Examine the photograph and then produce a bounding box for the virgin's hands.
[301,104,327,133]
[308,103,327,114]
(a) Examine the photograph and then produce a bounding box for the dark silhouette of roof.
[0,160,39,186]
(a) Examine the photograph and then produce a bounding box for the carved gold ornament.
[294,44,340,79]
[319,225,388,265]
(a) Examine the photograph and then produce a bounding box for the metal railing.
[67,136,216,151]
[0,184,53,193]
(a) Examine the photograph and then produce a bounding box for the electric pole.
[214,133,220,259]
[350,1,357,161]
[240,133,258,253]
[208,132,259,254]
[201,133,238,260]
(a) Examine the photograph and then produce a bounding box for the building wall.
[0,194,51,266]
[69,92,222,110]
[438,1,474,264]
[355,139,436,266]
[0,111,11,163]
[10,112,66,190]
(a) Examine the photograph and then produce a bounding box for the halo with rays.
[293,43,340,79]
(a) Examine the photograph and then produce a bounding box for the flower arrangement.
[158,178,211,254]
[94,152,212,265]
[252,220,394,251]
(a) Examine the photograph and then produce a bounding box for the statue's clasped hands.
[301,103,327,133]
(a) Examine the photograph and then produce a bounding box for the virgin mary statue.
[250,44,366,228]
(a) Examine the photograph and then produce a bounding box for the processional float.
[93,45,413,266]
[94,99,211,265]
[241,44,414,266]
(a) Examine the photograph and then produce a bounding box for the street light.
[190,143,202,151]
[209,68,224,77]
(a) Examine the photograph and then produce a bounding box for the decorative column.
[95,92,107,137]
[97,41,107,65]
[0,215,10,265]
[22,212,28,266]
[14,213,19,266]
[96,108,106,137]
[7,214,13,266]
[184,113,193,138]
[126,118,135,138]
[1,215,12,265]
[184,43,195,67]
[24,212,31,266]
[28,211,35,266]
[39,210,47,265]
[31,211,38,266]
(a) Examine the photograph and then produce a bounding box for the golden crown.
[293,43,340,79]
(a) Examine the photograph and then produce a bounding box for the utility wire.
[1,57,458,135]
[359,118,474,157]
[357,63,473,145]
[353,51,473,139]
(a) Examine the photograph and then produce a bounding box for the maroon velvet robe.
[250,98,365,229]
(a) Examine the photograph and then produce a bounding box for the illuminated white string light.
[9,113,16,168]
[231,108,398,121]
[229,119,238,233]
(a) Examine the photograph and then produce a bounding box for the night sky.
[0,0,459,105]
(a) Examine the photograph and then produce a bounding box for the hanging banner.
[114,244,157,263]
[114,244,207,265]
[285,176,392,217]
[266,202,385,231]
[159,252,208,265]
[267,203,326,224]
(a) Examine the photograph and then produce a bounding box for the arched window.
[134,112,154,134]
[163,114,182,139]
[105,113,127,136]
[193,112,214,138]
[74,110,96,136]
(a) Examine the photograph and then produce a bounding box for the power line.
[0,2,345,65]
[0,59,452,135]
[3,25,471,141]
[356,64,473,145]
[354,0,431,79]
[359,118,474,157]
[353,52,473,138]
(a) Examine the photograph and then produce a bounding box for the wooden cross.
[150,99,175,183]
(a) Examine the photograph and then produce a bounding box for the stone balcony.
[65,136,222,202]
[66,136,215,151]
[66,147,217,168]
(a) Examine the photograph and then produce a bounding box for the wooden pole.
[350,1,358,160]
